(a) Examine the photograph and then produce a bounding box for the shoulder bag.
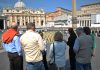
[48,43,57,70]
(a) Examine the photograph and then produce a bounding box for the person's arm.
[93,36,96,48]
[93,36,96,57]
[73,38,80,53]
[2,43,7,51]
[14,36,22,56]
[48,43,53,63]
[38,34,44,51]
[91,33,96,57]
[67,37,71,45]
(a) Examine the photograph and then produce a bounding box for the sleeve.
[67,37,71,46]
[38,34,45,51]
[14,36,22,55]
[91,33,96,48]
[48,43,53,63]
[73,38,80,53]
[93,36,96,48]
[2,43,6,51]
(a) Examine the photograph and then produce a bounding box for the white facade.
[2,0,46,28]
[91,14,100,27]
[77,2,100,28]
[46,14,72,27]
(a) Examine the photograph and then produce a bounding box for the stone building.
[45,7,72,29]
[2,0,46,28]
[46,7,71,22]
[77,2,100,27]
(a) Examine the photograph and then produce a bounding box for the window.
[17,22,20,25]
[26,22,28,25]
[6,10,9,12]
[41,20,43,26]
[23,23,24,26]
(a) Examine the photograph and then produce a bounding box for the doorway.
[0,19,4,29]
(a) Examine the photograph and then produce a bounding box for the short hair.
[83,27,91,35]
[76,27,84,34]
[27,22,35,30]
[11,22,18,30]
[68,28,74,34]
[54,31,63,42]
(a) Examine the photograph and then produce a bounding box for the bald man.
[2,23,23,70]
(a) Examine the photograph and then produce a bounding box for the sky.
[0,0,100,12]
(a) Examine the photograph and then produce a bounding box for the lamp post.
[72,0,77,28]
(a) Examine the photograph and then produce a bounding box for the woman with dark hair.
[49,31,67,70]
[83,27,96,56]
[67,28,77,70]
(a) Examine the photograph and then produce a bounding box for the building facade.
[46,7,71,22]
[2,0,46,28]
[45,7,72,28]
[77,2,100,27]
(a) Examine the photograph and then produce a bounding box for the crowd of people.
[1,22,96,70]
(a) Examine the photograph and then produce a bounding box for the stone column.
[89,20,91,27]
[39,17,41,27]
[24,16,26,26]
[7,17,10,27]
[10,16,12,25]
[28,16,29,23]
[20,16,23,26]
[15,16,17,23]
[3,20,6,29]
[72,0,77,28]
[30,16,32,22]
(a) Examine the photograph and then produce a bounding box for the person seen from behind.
[83,27,96,57]
[2,22,23,70]
[20,22,45,70]
[49,31,67,70]
[67,28,77,70]
[73,27,93,70]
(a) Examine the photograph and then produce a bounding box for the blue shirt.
[49,41,67,67]
[2,36,22,56]
[73,38,80,53]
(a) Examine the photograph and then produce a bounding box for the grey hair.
[76,27,84,34]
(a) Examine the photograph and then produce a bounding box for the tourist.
[49,31,67,70]
[2,23,23,70]
[20,22,45,70]
[73,27,93,70]
[67,28,77,70]
[83,27,96,57]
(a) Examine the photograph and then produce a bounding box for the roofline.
[56,7,71,12]
[81,2,100,7]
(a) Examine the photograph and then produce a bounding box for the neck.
[28,29,35,32]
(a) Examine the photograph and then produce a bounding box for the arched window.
[26,22,28,25]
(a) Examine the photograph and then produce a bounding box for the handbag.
[48,43,57,70]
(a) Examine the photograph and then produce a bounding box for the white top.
[20,30,44,62]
